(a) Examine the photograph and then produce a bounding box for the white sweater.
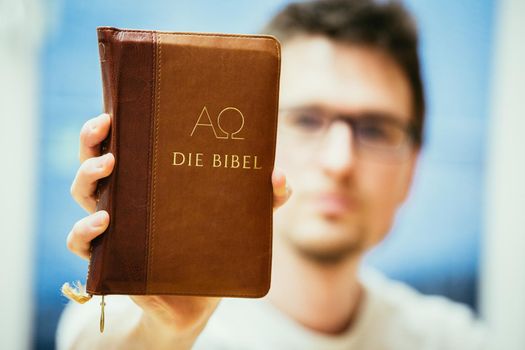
[56,268,487,350]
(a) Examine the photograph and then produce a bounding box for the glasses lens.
[279,108,413,159]
[355,118,410,154]
[282,109,326,136]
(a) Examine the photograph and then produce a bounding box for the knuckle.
[79,122,91,144]
[66,229,77,252]
[69,182,76,198]
[68,218,90,251]
[79,158,97,178]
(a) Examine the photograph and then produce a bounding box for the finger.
[79,113,111,163]
[70,153,115,213]
[66,211,110,261]
[272,168,292,210]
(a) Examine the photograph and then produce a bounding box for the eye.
[289,111,324,131]
[359,124,389,139]
[357,121,403,146]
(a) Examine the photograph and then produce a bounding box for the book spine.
[86,28,119,294]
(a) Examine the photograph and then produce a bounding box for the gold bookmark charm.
[99,295,106,333]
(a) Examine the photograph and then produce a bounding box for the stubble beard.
[283,223,367,266]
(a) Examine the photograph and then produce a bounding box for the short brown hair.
[262,0,425,146]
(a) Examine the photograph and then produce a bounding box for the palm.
[130,295,221,333]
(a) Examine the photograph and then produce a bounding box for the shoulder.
[359,267,487,350]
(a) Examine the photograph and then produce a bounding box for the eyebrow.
[281,105,408,124]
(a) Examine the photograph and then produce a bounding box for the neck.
[267,234,363,335]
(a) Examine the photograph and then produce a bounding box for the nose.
[317,120,356,179]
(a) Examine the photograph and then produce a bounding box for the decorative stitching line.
[86,289,269,298]
[263,39,281,295]
[90,29,119,295]
[145,31,156,294]
[148,32,162,294]
[98,27,279,44]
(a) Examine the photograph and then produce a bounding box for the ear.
[397,147,420,204]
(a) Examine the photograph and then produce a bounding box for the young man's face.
[274,35,419,262]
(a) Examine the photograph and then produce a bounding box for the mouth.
[312,193,356,217]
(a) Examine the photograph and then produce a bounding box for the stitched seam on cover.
[98,28,276,43]
[145,31,155,294]
[148,33,161,294]
[94,29,118,295]
[265,39,281,292]
[94,290,268,298]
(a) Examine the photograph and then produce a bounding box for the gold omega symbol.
[190,106,245,140]
[217,107,244,140]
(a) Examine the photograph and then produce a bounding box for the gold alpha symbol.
[190,106,245,140]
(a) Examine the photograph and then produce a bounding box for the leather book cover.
[87,26,281,298]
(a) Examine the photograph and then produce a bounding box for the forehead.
[279,36,413,121]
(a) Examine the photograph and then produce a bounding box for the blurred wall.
[481,0,525,349]
[366,0,494,308]
[0,0,44,349]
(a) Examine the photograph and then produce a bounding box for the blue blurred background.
[35,0,493,348]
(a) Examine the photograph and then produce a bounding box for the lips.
[313,193,356,216]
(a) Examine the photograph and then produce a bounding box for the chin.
[288,218,365,260]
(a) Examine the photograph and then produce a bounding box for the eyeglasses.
[278,107,416,160]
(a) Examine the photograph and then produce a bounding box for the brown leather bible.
[86,27,281,300]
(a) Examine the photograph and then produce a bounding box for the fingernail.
[92,211,107,227]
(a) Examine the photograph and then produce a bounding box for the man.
[57,0,486,349]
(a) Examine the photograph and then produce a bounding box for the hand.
[66,113,292,344]
[67,113,292,260]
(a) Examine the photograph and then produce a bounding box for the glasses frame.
[278,106,418,160]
